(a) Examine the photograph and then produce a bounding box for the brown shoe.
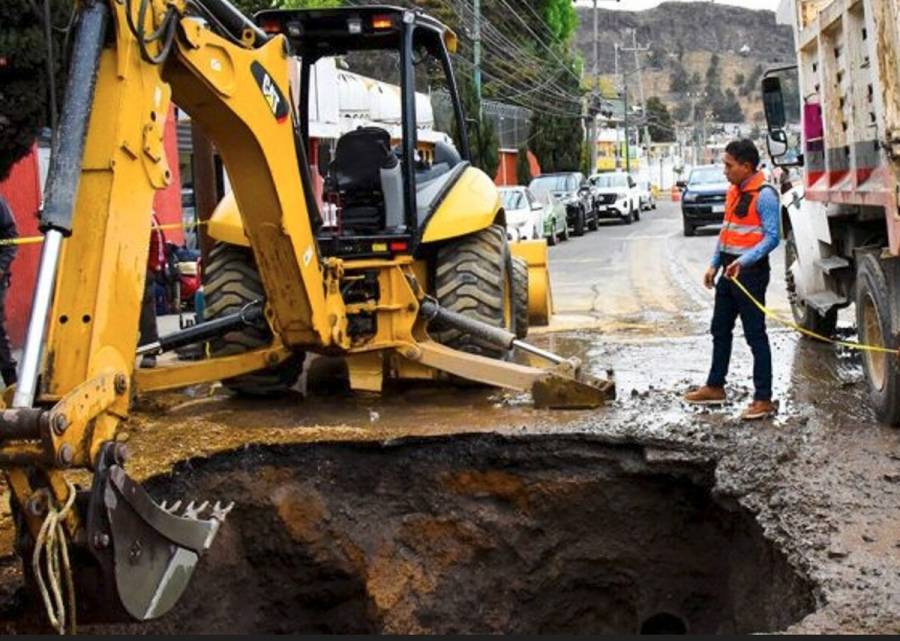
[684,385,726,405]
[741,400,777,420]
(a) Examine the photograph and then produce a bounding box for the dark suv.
[679,165,730,236]
[529,172,597,236]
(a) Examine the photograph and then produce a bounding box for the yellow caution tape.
[730,275,898,355]
[0,221,208,246]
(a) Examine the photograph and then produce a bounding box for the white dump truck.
[763,0,900,423]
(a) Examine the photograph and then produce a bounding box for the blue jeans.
[706,266,772,401]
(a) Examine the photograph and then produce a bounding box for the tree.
[645,96,675,143]
[669,63,689,93]
[0,0,69,180]
[516,145,532,186]
[713,89,744,122]
[452,76,499,178]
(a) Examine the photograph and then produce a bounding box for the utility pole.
[623,74,630,173]
[631,29,650,155]
[590,0,599,174]
[473,0,482,119]
[613,42,620,170]
[619,34,649,175]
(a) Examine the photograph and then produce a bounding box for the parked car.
[529,172,596,236]
[536,191,568,245]
[679,165,729,236]
[588,172,641,224]
[637,180,656,211]
[499,186,544,242]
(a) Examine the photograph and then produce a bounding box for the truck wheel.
[511,256,529,339]
[784,230,837,336]
[204,242,304,396]
[856,253,900,425]
[683,220,695,236]
[588,208,599,231]
[434,224,513,359]
[623,207,634,225]
[573,207,586,236]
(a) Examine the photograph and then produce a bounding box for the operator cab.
[254,6,471,258]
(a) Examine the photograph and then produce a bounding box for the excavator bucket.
[75,444,232,621]
[510,240,553,326]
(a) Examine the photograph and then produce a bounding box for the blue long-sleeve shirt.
[710,182,780,269]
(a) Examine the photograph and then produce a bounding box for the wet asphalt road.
[1,201,900,633]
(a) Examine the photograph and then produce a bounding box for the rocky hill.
[573,1,796,124]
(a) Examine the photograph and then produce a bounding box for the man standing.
[685,139,780,420]
[0,196,17,386]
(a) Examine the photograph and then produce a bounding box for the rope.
[31,479,78,635]
[0,220,208,246]
[730,275,899,355]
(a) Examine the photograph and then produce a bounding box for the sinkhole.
[42,435,819,633]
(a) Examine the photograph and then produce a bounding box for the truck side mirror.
[766,130,789,158]
[762,76,786,131]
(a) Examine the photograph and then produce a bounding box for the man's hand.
[724,261,741,280]
[703,266,718,289]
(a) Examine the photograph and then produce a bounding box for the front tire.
[784,229,838,336]
[856,253,900,425]
[434,224,514,359]
[204,243,304,396]
[683,219,695,236]
[623,207,634,225]
[573,207,586,236]
[588,208,599,231]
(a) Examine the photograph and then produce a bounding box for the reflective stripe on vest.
[718,171,768,255]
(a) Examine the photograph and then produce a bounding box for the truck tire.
[434,224,513,359]
[784,230,837,336]
[856,253,900,425]
[683,220,695,236]
[204,242,304,396]
[512,255,529,339]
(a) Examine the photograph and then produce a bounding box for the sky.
[574,0,781,12]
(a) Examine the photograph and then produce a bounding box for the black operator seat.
[325,126,396,232]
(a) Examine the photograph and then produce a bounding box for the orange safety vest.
[718,171,772,256]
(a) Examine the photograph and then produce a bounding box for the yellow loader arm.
[2,0,340,626]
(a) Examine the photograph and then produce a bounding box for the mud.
[26,436,814,634]
[0,204,899,633]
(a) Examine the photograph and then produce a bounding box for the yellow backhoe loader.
[0,0,613,630]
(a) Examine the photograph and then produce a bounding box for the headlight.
[683,192,698,202]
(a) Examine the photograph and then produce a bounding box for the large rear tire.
[204,242,304,396]
[784,229,838,336]
[573,207,586,236]
[856,253,900,425]
[434,224,514,359]
[512,255,529,340]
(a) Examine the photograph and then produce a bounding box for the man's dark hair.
[725,138,760,170]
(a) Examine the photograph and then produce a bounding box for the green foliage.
[515,145,532,186]
[740,63,764,96]
[0,0,69,180]
[645,96,675,143]
[452,75,499,178]
[232,0,341,18]
[734,72,745,86]
[539,0,578,44]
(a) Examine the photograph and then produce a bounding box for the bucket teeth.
[182,500,209,519]
[159,498,233,522]
[211,500,234,521]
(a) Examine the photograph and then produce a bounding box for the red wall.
[0,109,184,348]
[0,148,42,347]
[153,106,184,244]
[493,150,542,186]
